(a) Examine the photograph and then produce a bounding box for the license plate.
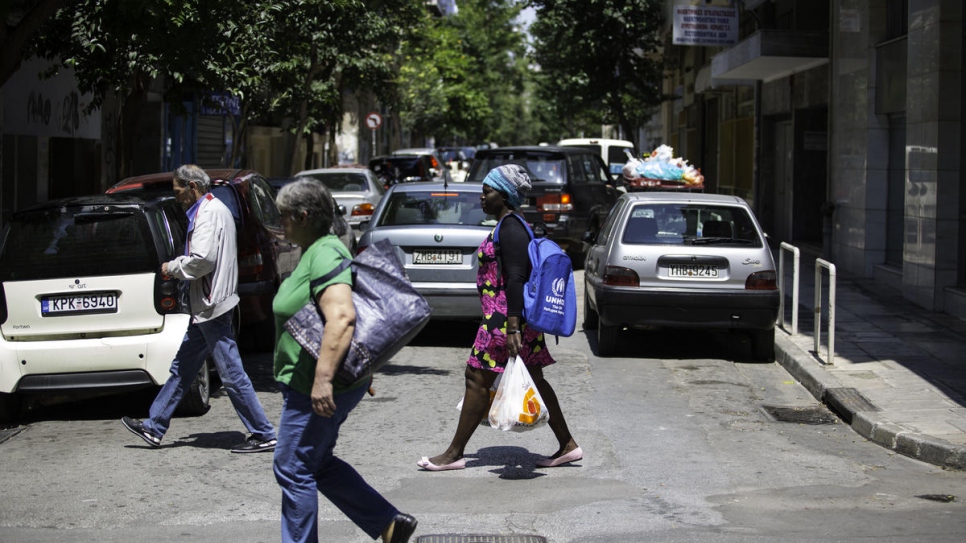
[41,292,118,316]
[668,264,718,278]
[413,249,462,265]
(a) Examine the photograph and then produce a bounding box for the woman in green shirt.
[272,178,417,543]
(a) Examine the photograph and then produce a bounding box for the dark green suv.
[465,146,620,262]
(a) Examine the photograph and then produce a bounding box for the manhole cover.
[416,536,547,543]
[760,405,838,424]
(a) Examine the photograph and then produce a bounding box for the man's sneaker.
[231,435,277,453]
[121,416,162,448]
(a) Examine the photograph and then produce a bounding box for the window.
[620,204,762,247]
[0,206,158,281]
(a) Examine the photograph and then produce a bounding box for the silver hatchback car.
[583,192,779,358]
[357,182,495,320]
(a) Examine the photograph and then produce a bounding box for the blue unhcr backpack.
[494,213,577,338]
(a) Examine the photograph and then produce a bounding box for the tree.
[528,0,665,147]
[27,0,420,177]
[396,0,531,146]
[0,0,72,87]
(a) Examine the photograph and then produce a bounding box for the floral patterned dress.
[466,229,556,372]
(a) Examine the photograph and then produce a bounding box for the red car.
[107,169,300,349]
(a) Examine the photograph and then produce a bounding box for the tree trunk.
[118,72,149,180]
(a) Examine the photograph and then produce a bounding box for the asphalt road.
[2,281,965,542]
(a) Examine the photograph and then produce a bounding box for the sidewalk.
[773,247,966,470]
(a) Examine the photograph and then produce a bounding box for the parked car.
[0,194,212,422]
[369,154,438,187]
[437,146,476,182]
[465,145,619,262]
[268,175,359,254]
[107,169,299,349]
[557,138,636,177]
[294,167,385,234]
[356,181,495,320]
[583,192,780,358]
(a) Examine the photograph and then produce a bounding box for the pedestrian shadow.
[167,430,248,450]
[469,446,552,480]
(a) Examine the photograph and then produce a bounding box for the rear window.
[301,172,370,193]
[377,191,495,227]
[467,153,566,184]
[621,203,762,247]
[0,205,158,281]
[370,157,426,180]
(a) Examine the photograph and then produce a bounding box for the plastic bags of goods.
[622,144,704,190]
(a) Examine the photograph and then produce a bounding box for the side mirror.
[582,230,598,245]
[359,220,370,232]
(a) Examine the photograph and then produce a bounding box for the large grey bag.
[283,239,431,387]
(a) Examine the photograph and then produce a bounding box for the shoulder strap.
[494,213,533,281]
[304,258,352,323]
[310,258,351,291]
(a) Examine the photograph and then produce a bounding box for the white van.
[557,138,636,176]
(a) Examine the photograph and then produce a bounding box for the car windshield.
[300,172,370,192]
[0,205,158,281]
[467,154,566,184]
[621,203,762,247]
[377,191,495,227]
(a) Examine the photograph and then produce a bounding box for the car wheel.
[0,392,22,424]
[176,358,211,417]
[750,329,775,360]
[597,321,620,357]
[583,287,599,330]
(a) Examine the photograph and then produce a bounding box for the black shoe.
[389,512,418,543]
[121,416,162,448]
[231,435,277,453]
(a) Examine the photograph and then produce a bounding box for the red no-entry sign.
[365,112,382,130]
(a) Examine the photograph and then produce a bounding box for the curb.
[774,331,966,471]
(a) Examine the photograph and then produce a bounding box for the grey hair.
[276,178,334,236]
[174,164,210,193]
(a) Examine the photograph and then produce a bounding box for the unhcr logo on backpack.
[545,277,568,307]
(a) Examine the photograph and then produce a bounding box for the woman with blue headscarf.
[416,165,582,471]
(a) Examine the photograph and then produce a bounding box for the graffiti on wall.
[26,90,83,136]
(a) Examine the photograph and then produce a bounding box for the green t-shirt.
[273,235,361,395]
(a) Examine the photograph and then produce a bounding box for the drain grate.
[917,494,956,503]
[416,536,547,543]
[760,404,839,425]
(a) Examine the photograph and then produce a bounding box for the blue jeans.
[143,310,276,441]
[273,384,397,542]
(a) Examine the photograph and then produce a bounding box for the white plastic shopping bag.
[456,374,501,426]
[487,355,549,432]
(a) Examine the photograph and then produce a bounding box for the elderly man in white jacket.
[122,164,277,453]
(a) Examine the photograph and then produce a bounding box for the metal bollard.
[814,258,836,365]
[778,242,800,335]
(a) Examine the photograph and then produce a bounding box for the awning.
[711,29,829,83]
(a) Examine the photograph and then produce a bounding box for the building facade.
[663,0,965,319]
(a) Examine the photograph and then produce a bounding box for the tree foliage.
[528,0,665,146]
[397,0,531,146]
[27,0,420,175]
